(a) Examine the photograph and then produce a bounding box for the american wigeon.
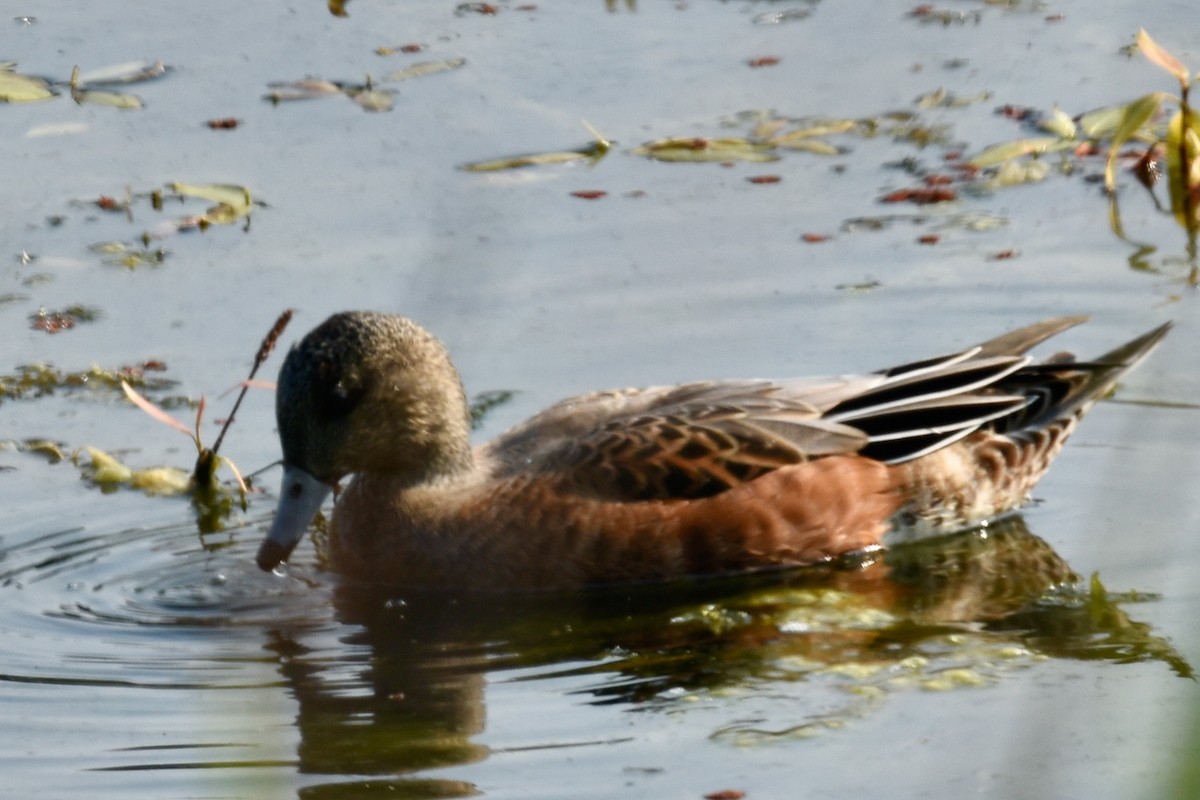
[257,313,1169,589]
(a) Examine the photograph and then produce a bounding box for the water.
[3,1,1199,798]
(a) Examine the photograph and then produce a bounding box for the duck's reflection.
[266,515,1189,797]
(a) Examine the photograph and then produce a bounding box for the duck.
[257,312,1170,589]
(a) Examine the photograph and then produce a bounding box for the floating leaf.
[81,447,191,496]
[1104,92,1168,192]
[72,88,143,109]
[83,447,133,487]
[461,133,611,172]
[24,122,89,137]
[633,137,779,163]
[75,59,167,86]
[1164,110,1200,228]
[168,182,253,223]
[987,159,1050,188]
[768,119,856,143]
[0,67,54,102]
[1137,29,1189,86]
[264,79,342,103]
[350,87,396,112]
[384,58,466,83]
[773,138,842,155]
[1077,105,1129,140]
[914,87,947,110]
[1039,105,1077,139]
[969,136,1063,167]
[376,43,426,56]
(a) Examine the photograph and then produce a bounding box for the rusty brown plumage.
[259,312,1170,589]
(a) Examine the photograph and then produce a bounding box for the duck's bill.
[257,465,333,571]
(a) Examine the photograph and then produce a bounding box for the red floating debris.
[570,190,607,199]
[206,118,240,129]
[704,791,746,800]
[989,249,1018,260]
[917,234,940,245]
[747,56,781,68]
[746,175,781,184]
[923,174,954,185]
[801,233,831,243]
[880,187,956,204]
[997,104,1037,121]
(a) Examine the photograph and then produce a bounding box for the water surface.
[3,2,1199,798]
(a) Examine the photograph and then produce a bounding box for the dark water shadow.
[261,515,1191,798]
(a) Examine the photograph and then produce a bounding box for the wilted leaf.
[752,118,788,140]
[915,87,947,110]
[264,79,342,103]
[376,43,426,56]
[987,160,1050,188]
[0,68,54,102]
[1137,29,1189,86]
[82,447,192,496]
[1039,105,1077,139]
[72,88,143,109]
[350,87,396,111]
[385,58,466,82]
[1077,104,1129,140]
[168,182,253,223]
[1164,110,1200,228]
[969,136,1063,167]
[24,122,89,137]
[83,447,133,487]
[461,137,611,172]
[1104,92,1168,192]
[75,60,167,86]
[773,138,842,155]
[769,119,856,142]
[633,137,779,163]
[122,380,194,437]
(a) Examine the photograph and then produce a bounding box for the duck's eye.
[314,362,367,421]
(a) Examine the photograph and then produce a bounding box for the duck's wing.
[488,349,1041,503]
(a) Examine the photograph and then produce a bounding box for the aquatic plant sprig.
[99,310,293,521]
[1104,31,1199,226]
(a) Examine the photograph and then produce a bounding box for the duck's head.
[257,311,473,572]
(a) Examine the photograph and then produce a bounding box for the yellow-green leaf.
[169,182,252,212]
[1138,29,1189,85]
[84,447,133,486]
[461,144,610,172]
[1039,105,1077,139]
[769,119,856,143]
[264,80,341,102]
[987,159,1050,188]
[1077,104,1128,140]
[350,88,395,112]
[72,88,143,109]
[968,137,1061,168]
[1104,92,1167,192]
[128,465,193,496]
[1164,110,1200,227]
[633,137,779,163]
[385,58,466,83]
[76,59,166,86]
[773,138,842,155]
[0,68,54,102]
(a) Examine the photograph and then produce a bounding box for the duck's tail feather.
[994,320,1172,433]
